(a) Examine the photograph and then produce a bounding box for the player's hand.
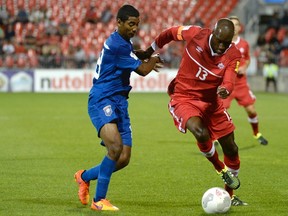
[152,53,164,63]
[237,66,246,76]
[152,53,164,72]
[217,86,229,99]
[153,62,164,72]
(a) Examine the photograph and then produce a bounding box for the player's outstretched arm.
[135,54,163,76]
[134,46,155,60]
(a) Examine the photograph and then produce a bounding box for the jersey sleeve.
[238,39,250,67]
[222,58,240,94]
[116,44,142,71]
[154,25,201,49]
[243,41,250,61]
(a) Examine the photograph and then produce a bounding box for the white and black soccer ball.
[201,187,231,214]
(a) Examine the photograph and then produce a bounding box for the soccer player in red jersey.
[139,18,247,206]
[222,16,268,145]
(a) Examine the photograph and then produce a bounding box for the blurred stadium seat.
[277,27,286,43]
[279,48,288,67]
[265,27,277,43]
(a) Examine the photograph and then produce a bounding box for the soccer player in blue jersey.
[74,5,163,211]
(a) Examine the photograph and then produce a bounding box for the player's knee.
[115,150,131,170]
[187,119,209,142]
[192,128,210,142]
[223,143,238,156]
[107,143,123,160]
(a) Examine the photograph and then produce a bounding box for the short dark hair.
[116,5,139,22]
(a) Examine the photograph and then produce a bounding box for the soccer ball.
[201,187,231,214]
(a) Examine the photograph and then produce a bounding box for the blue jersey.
[90,31,142,99]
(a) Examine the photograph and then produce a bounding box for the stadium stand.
[0,0,240,69]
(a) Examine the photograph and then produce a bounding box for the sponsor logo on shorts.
[103,105,112,116]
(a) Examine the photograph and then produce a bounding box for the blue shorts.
[88,94,132,146]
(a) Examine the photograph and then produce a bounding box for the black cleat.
[217,167,240,190]
[254,133,268,145]
[231,195,248,206]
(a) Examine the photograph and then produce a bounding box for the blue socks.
[94,156,116,202]
[81,166,100,182]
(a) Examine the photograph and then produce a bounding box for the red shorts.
[168,96,235,140]
[223,82,256,109]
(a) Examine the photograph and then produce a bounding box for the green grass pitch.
[0,92,287,216]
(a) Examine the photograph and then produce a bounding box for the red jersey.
[155,26,241,102]
[222,36,255,108]
[234,36,250,87]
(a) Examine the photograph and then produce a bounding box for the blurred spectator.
[39,47,61,68]
[15,5,29,24]
[2,39,15,55]
[0,6,10,25]
[38,26,61,68]
[62,44,77,68]
[255,35,274,74]
[281,31,288,49]
[263,58,279,92]
[74,45,86,68]
[44,17,58,35]
[185,13,204,26]
[161,42,184,68]
[87,50,97,67]
[29,8,43,23]
[82,43,97,67]
[4,23,15,41]
[193,13,205,27]
[27,48,39,68]
[170,42,184,68]
[58,17,70,36]
[50,49,62,68]
[29,7,42,23]
[23,23,37,51]
[14,39,27,55]
[100,6,113,24]
[0,25,5,40]
[161,46,173,67]
[35,22,47,50]
[84,5,99,24]
[29,3,51,23]
[4,55,14,68]
[279,48,288,67]
[268,10,281,32]
[280,9,288,26]
[194,18,204,27]
[41,31,61,60]
[16,53,28,68]
[269,34,282,55]
[0,38,4,56]
[257,34,266,47]
[139,14,150,33]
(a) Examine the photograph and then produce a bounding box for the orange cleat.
[91,199,119,211]
[74,170,90,205]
